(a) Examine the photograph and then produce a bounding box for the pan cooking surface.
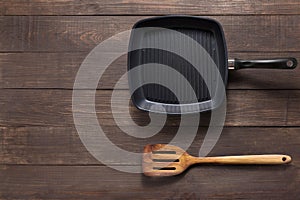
[138,28,220,104]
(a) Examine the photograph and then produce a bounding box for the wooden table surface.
[1,1,300,199]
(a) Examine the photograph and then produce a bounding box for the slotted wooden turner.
[143,144,292,177]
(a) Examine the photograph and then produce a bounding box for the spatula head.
[143,144,191,176]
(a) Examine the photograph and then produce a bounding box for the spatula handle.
[194,155,292,165]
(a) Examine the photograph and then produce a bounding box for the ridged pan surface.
[128,16,228,114]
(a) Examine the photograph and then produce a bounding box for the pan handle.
[228,57,298,70]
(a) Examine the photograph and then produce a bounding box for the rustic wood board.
[1,0,300,15]
[0,16,299,52]
[0,52,300,89]
[1,127,299,166]
[0,165,299,199]
[1,0,300,199]
[0,89,298,127]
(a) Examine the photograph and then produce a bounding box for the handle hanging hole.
[286,60,294,67]
[282,157,287,162]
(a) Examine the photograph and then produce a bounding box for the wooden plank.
[0,89,298,127]
[1,126,299,166]
[0,16,299,52]
[1,52,300,89]
[0,164,299,199]
[288,91,300,126]
[1,0,300,15]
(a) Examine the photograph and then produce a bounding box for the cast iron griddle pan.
[127,16,298,114]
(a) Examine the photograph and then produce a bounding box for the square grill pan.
[127,16,228,114]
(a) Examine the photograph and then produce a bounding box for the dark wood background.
[1,0,300,199]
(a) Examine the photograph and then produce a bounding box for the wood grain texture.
[1,126,299,165]
[1,52,300,89]
[0,164,299,199]
[0,16,299,52]
[1,0,300,15]
[1,1,300,199]
[0,89,298,127]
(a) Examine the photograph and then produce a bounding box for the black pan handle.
[228,57,298,70]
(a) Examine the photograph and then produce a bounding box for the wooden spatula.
[143,144,292,177]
